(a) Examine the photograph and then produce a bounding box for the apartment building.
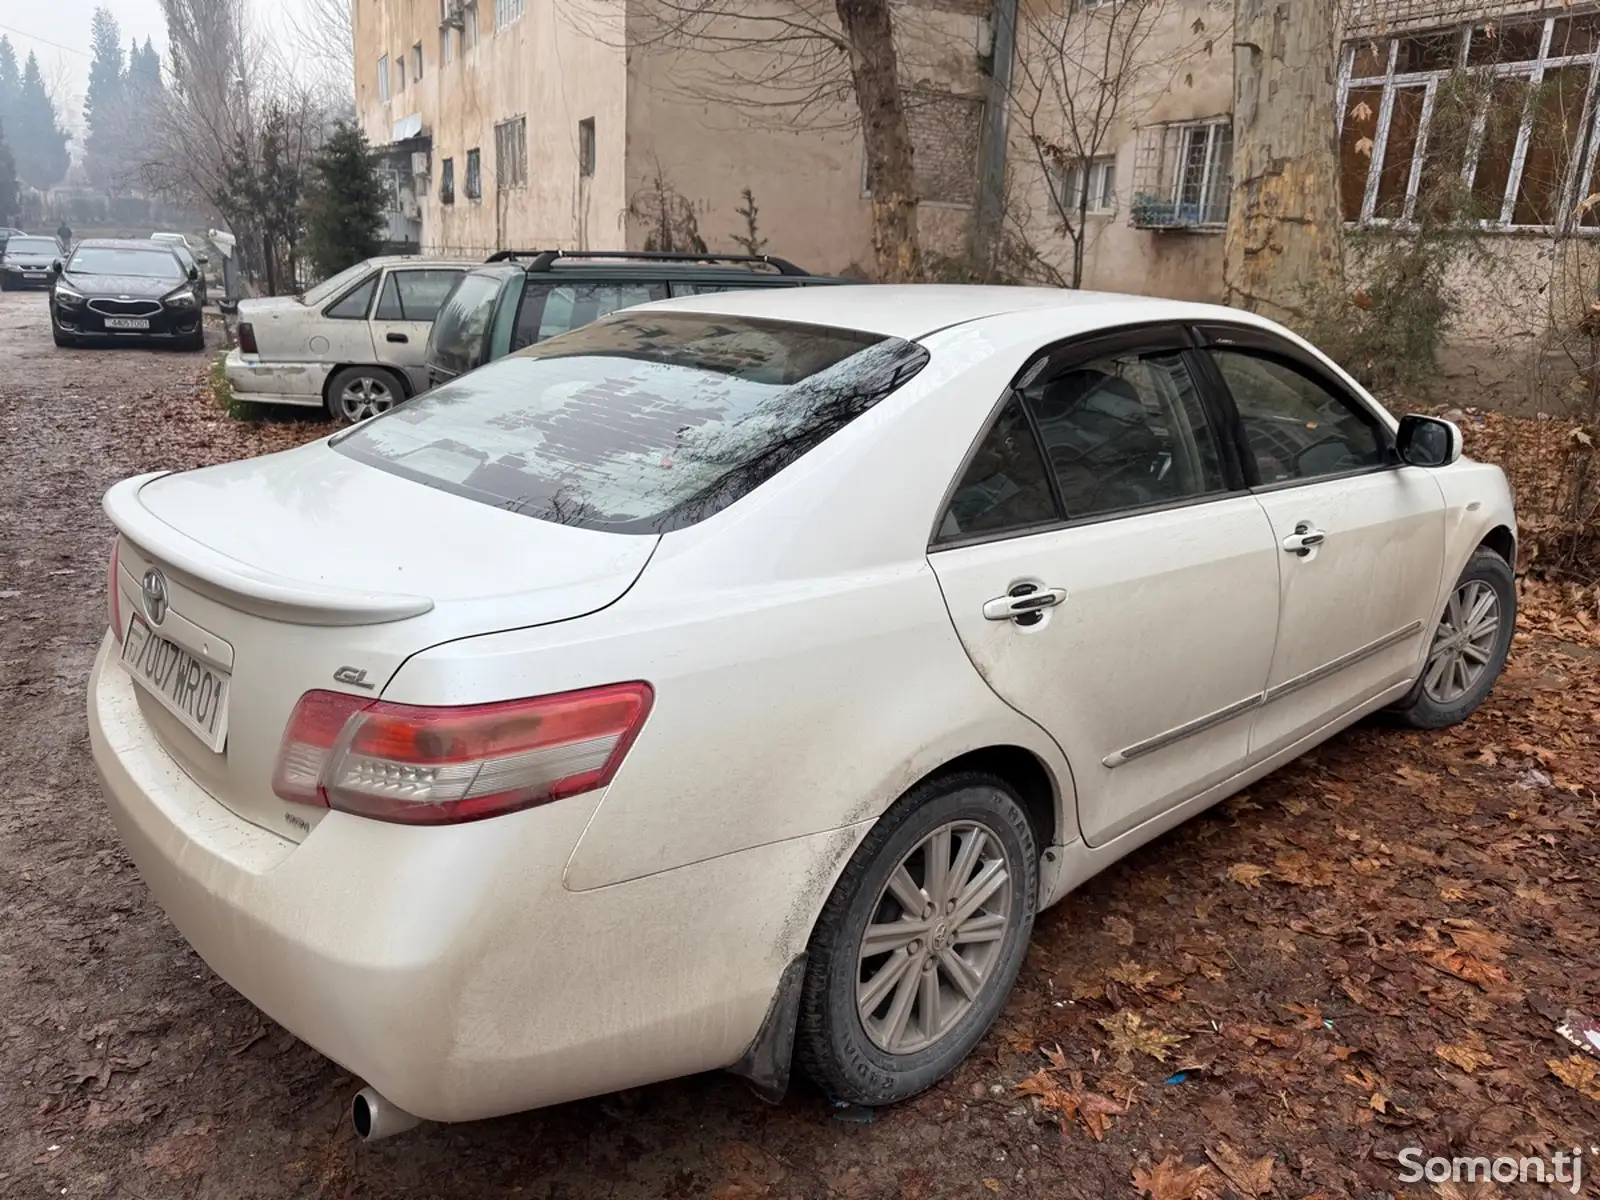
[352,0,996,269]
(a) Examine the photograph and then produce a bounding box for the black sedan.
[0,234,63,290]
[50,239,206,351]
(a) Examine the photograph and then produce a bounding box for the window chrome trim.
[1103,620,1425,768]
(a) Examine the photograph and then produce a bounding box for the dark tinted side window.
[668,280,798,297]
[936,395,1058,542]
[1208,349,1386,484]
[375,269,464,322]
[511,280,670,350]
[326,276,378,320]
[1022,350,1226,520]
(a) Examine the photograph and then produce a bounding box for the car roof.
[76,238,184,251]
[631,283,1285,342]
[365,254,482,269]
[461,259,842,283]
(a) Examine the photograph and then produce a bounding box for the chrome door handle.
[1282,522,1326,556]
[983,583,1067,623]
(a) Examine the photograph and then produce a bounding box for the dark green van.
[422,250,846,390]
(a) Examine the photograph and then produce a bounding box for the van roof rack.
[483,249,809,276]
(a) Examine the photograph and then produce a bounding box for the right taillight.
[237,322,257,354]
[271,682,653,825]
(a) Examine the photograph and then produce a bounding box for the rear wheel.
[1388,547,1515,729]
[327,366,404,424]
[796,771,1037,1105]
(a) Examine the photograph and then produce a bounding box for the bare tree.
[1223,0,1343,319]
[1008,0,1202,287]
[288,0,357,112]
[573,0,922,280]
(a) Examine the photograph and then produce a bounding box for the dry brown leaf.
[1108,960,1160,989]
[1204,1141,1274,1196]
[1104,915,1137,946]
[1226,863,1271,889]
[1077,1090,1125,1140]
[1099,1010,1189,1064]
[1350,99,1374,123]
[1548,1055,1600,1100]
[1426,948,1509,991]
[1284,1002,1324,1030]
[1132,1157,1215,1200]
[1369,1091,1390,1112]
[1445,923,1512,961]
[1516,885,1559,906]
[981,1180,1001,1193]
[1435,1041,1495,1073]
[1273,851,1336,887]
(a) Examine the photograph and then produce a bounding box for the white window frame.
[441,25,453,65]
[1172,119,1231,226]
[495,0,525,31]
[464,3,479,50]
[1338,15,1600,232]
[377,55,390,103]
[412,43,424,82]
[1057,155,1118,215]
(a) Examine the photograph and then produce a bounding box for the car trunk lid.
[104,446,658,842]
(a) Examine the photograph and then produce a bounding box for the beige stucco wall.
[352,0,629,254]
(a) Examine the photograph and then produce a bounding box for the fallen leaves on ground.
[1131,1157,1215,1200]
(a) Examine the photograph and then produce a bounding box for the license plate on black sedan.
[104,317,151,330]
[120,614,230,752]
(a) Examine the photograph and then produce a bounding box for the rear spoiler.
[484,249,810,276]
[104,473,434,626]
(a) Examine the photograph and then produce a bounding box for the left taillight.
[271,682,654,825]
[108,537,122,642]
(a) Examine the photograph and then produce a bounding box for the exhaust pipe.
[351,1086,422,1142]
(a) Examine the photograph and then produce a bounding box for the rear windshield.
[67,246,183,279]
[301,261,373,306]
[425,272,505,375]
[6,237,57,255]
[335,312,930,534]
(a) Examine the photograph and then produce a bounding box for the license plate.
[121,614,230,752]
[24,272,44,280]
[105,317,150,330]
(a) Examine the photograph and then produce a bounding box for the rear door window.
[511,280,670,350]
[336,312,930,533]
[376,269,465,322]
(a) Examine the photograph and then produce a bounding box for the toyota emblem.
[141,568,169,625]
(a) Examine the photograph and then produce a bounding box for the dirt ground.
[1,287,1598,1200]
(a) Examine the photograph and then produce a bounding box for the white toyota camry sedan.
[88,285,1516,1135]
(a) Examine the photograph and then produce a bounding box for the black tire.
[326,365,406,424]
[0,277,11,292]
[795,771,1037,1106]
[1388,546,1516,729]
[50,317,75,348]
[182,327,207,352]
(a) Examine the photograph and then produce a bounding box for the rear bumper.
[223,349,329,407]
[88,637,838,1122]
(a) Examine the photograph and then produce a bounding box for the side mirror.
[198,253,210,265]
[1396,413,1462,468]
[187,265,200,282]
[51,260,62,274]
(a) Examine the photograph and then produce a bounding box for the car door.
[928,327,1281,847]
[370,267,467,392]
[1193,325,1447,760]
[318,272,381,364]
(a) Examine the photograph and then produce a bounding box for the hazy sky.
[0,0,311,134]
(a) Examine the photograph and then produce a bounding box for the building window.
[494,116,527,189]
[441,25,453,65]
[465,148,482,200]
[441,157,455,204]
[495,0,525,30]
[1129,118,1231,228]
[412,43,423,81]
[1339,14,1600,230]
[579,117,596,177]
[396,55,406,92]
[377,54,390,103]
[464,3,478,49]
[1057,156,1117,215]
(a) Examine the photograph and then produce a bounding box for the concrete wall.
[352,0,629,254]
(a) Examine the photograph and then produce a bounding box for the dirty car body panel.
[89,285,1516,1124]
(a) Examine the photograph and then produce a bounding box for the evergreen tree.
[303,122,385,279]
[13,54,69,189]
[0,119,18,225]
[0,38,19,140]
[83,8,127,188]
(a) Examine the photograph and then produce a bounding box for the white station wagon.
[225,256,476,422]
[90,286,1515,1139]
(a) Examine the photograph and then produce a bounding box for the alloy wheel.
[1423,579,1501,705]
[855,821,1014,1055]
[337,375,395,422]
